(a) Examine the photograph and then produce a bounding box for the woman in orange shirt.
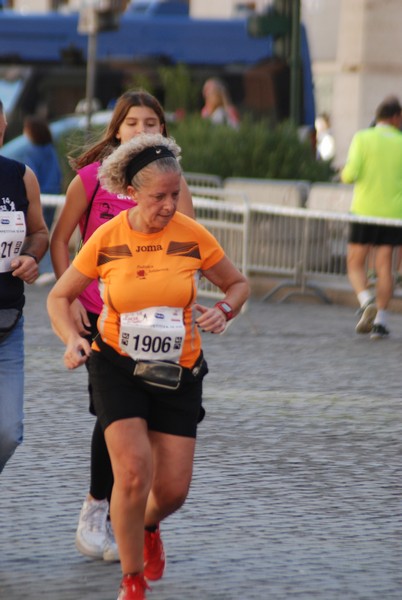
[47,132,249,600]
[51,90,194,562]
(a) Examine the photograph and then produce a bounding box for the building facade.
[6,0,402,165]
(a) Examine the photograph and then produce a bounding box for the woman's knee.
[153,480,190,514]
[114,457,153,499]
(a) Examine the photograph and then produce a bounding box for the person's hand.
[10,255,39,284]
[64,335,91,369]
[194,303,227,334]
[71,298,92,336]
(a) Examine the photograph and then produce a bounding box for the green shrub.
[55,113,334,192]
[169,115,334,182]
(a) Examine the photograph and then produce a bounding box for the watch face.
[220,302,232,313]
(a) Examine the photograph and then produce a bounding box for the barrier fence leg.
[261,215,332,304]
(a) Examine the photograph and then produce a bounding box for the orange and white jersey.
[73,210,224,368]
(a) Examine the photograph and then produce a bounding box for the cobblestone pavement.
[0,285,401,600]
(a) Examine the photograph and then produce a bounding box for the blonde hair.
[98,132,181,195]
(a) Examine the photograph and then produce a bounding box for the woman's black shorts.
[84,311,100,416]
[88,350,207,438]
[349,222,402,246]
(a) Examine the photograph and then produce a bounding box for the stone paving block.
[0,286,401,599]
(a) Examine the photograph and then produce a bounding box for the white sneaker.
[355,301,377,334]
[103,520,120,562]
[75,498,108,559]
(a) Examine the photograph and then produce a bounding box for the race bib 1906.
[0,212,26,273]
[119,306,185,362]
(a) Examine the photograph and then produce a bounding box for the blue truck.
[0,4,315,140]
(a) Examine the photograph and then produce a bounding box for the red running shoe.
[117,573,150,600]
[144,527,166,581]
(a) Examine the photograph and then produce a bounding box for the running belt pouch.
[95,334,206,389]
[0,308,21,342]
[134,361,183,390]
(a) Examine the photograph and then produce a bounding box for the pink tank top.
[77,161,134,314]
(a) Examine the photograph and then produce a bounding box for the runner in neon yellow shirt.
[341,96,402,338]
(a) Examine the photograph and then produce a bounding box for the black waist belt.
[0,308,22,343]
[94,334,207,390]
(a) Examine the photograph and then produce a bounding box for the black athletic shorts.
[88,350,207,438]
[348,222,402,246]
[85,311,100,416]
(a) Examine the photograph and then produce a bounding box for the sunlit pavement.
[1,285,401,599]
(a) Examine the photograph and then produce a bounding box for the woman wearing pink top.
[50,90,194,563]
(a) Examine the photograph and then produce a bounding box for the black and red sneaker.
[117,573,149,600]
[144,526,166,581]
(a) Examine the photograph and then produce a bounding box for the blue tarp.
[0,12,273,65]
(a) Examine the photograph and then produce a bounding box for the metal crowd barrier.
[184,172,223,188]
[42,193,402,304]
[191,191,402,304]
[41,194,80,252]
[224,177,310,207]
[245,204,402,303]
[41,194,65,208]
[192,190,249,301]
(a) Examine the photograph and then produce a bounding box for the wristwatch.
[214,301,234,321]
